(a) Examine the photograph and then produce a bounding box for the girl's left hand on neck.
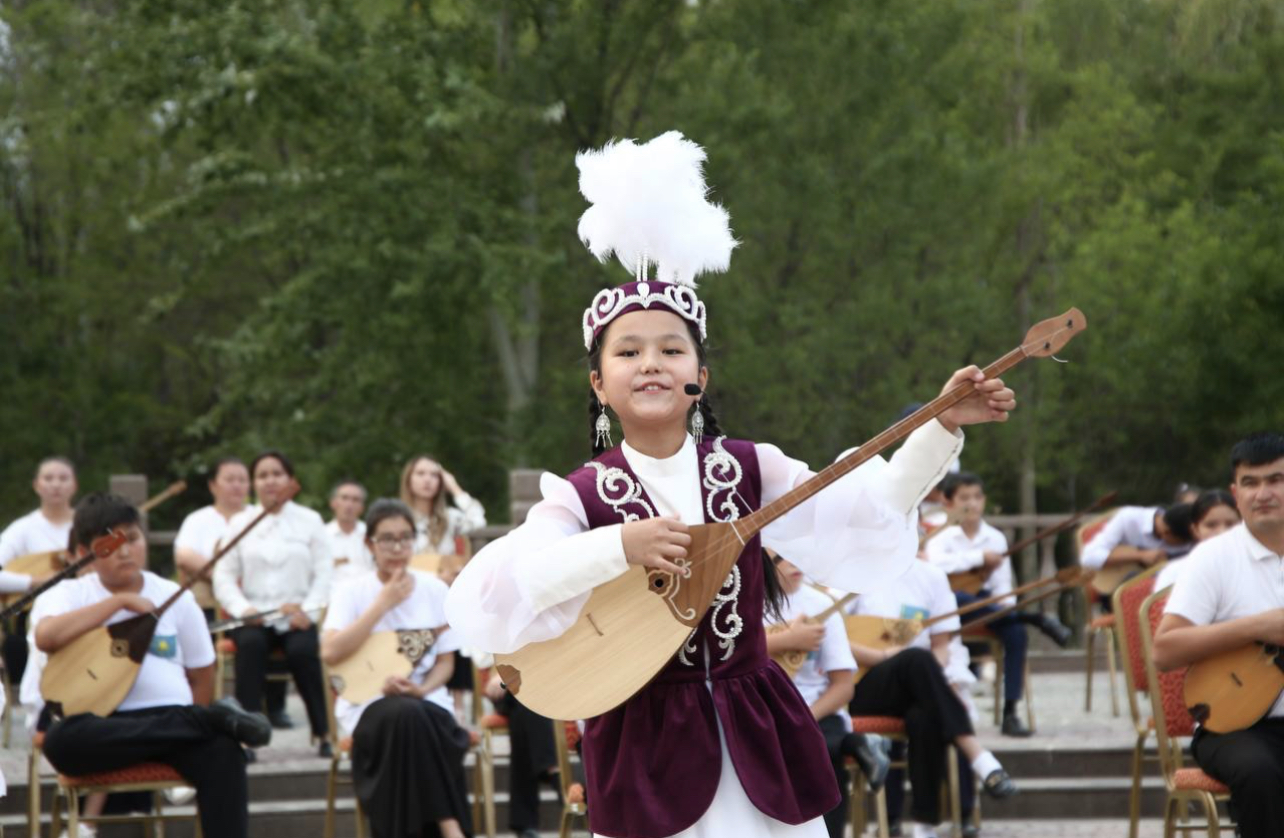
[937,366,1017,432]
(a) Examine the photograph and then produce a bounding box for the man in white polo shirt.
[1154,431,1284,838]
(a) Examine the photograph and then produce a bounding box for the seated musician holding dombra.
[321,499,471,838]
[34,493,270,838]
[1153,432,1284,838]
[766,552,891,838]
[1079,496,1196,574]
[925,472,1071,737]
[844,552,1016,838]
[0,456,78,682]
[213,450,332,758]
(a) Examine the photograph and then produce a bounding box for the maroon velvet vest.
[565,438,839,838]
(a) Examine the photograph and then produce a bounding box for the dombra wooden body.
[1091,561,1146,596]
[949,570,987,595]
[495,522,743,720]
[329,628,443,705]
[494,309,1086,720]
[766,593,857,679]
[0,551,64,606]
[410,552,443,574]
[1184,643,1284,734]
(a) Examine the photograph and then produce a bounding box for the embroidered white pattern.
[678,437,748,665]
[587,461,655,523]
[582,281,707,349]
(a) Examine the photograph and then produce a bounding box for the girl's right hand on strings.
[622,517,692,577]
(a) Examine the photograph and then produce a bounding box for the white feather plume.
[576,131,737,288]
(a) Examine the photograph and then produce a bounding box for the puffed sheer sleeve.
[445,473,629,655]
[760,419,963,593]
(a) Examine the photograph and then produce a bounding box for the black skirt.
[445,652,474,691]
[352,695,473,838]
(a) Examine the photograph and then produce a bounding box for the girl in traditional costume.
[446,132,1017,838]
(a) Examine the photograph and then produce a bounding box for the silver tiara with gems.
[577,131,736,350]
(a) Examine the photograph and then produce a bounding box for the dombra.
[1184,642,1284,734]
[494,309,1087,720]
[328,627,447,704]
[946,490,1117,596]
[847,566,1091,685]
[766,593,857,679]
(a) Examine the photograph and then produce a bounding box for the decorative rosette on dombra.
[577,131,737,350]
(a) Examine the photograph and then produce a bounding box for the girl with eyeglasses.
[322,499,470,838]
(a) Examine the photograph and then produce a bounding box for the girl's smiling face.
[591,309,707,433]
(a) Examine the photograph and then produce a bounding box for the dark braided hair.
[586,316,785,620]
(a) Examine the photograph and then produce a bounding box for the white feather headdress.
[576,131,737,287]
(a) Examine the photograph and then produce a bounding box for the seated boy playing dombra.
[926,472,1072,736]
[34,493,271,838]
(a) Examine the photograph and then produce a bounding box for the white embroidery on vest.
[678,438,747,665]
[587,461,655,522]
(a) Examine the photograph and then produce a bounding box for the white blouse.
[213,501,332,619]
[446,421,963,655]
[413,492,486,555]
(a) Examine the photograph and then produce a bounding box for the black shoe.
[243,747,258,764]
[961,823,981,838]
[887,822,903,838]
[268,709,295,729]
[1035,614,1073,647]
[849,733,892,793]
[1001,712,1032,737]
[982,768,1017,799]
[207,697,272,747]
[318,740,333,758]
[517,830,541,838]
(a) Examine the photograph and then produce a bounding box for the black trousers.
[849,647,974,825]
[818,714,852,838]
[2,612,29,683]
[42,706,249,838]
[497,691,557,832]
[1192,717,1284,838]
[885,742,975,825]
[230,624,328,738]
[955,590,1027,704]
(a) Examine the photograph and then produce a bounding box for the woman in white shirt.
[398,455,486,555]
[322,499,470,838]
[174,457,255,614]
[213,451,332,757]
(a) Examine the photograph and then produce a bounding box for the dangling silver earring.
[595,403,613,449]
[690,402,705,444]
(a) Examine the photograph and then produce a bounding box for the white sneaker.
[57,824,97,838]
[165,785,197,805]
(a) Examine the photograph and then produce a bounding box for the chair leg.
[1163,795,1177,838]
[1129,732,1145,838]
[1201,792,1220,838]
[1024,657,1036,733]
[482,747,497,838]
[849,764,866,836]
[992,644,1003,726]
[874,786,890,838]
[1085,627,1097,711]
[153,789,165,838]
[29,748,41,838]
[947,744,962,832]
[354,795,366,838]
[1106,627,1121,716]
[67,790,78,838]
[324,753,339,838]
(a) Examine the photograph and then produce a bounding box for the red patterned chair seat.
[850,716,906,735]
[480,713,509,730]
[59,763,185,788]
[1090,614,1117,630]
[1172,768,1229,794]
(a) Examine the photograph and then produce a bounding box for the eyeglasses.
[372,534,416,549]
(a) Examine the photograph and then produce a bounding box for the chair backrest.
[1077,509,1119,605]
[1113,566,1163,697]
[1138,586,1194,779]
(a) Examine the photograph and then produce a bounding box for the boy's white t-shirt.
[323,569,460,735]
[34,571,215,711]
[774,584,857,724]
